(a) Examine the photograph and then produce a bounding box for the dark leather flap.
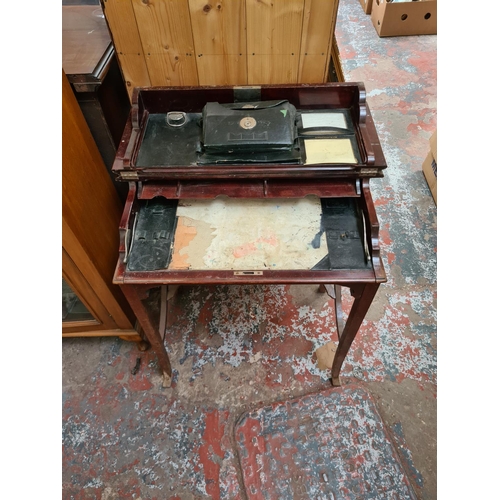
[201,100,297,155]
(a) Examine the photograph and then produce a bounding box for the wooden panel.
[62,5,111,75]
[131,0,198,85]
[246,0,304,54]
[247,55,299,85]
[189,0,247,85]
[101,0,150,97]
[63,329,140,339]
[195,55,247,85]
[62,248,113,332]
[298,0,337,83]
[246,0,304,84]
[331,35,345,82]
[62,70,135,330]
[188,0,245,55]
[298,54,329,84]
[143,53,198,85]
[102,0,339,87]
[63,219,134,330]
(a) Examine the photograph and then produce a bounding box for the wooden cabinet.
[62,70,141,343]
[62,2,130,203]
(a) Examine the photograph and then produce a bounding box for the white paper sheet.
[169,197,328,270]
[301,112,347,129]
[304,138,357,164]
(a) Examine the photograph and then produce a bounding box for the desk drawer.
[136,179,360,200]
[115,183,381,283]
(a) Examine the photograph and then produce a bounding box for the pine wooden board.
[298,0,338,83]
[196,55,247,86]
[145,52,198,86]
[248,55,299,84]
[246,0,304,84]
[331,35,345,82]
[118,54,152,96]
[188,0,246,55]
[131,0,198,85]
[101,0,151,98]
[246,0,304,55]
[298,54,330,84]
[189,0,247,85]
[103,0,339,87]
[103,0,144,53]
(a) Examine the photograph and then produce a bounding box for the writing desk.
[112,83,387,387]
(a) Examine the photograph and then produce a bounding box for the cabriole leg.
[121,285,173,388]
[331,283,380,387]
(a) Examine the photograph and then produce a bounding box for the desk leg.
[121,285,173,388]
[319,284,345,337]
[331,283,380,387]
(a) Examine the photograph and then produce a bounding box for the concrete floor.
[62,0,437,498]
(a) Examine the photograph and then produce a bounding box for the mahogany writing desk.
[112,83,387,388]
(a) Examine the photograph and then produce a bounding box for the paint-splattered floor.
[62,0,437,498]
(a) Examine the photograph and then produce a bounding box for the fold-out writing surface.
[169,197,328,270]
[304,138,358,164]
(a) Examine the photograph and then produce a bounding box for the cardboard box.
[359,0,373,14]
[422,132,437,204]
[371,0,437,37]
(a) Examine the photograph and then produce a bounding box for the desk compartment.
[134,108,361,168]
[121,188,372,274]
[112,83,387,181]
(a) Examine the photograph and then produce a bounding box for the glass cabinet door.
[62,278,95,323]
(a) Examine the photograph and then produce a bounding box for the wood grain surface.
[189,0,247,85]
[62,5,111,75]
[62,70,135,329]
[246,0,304,84]
[101,0,151,97]
[131,0,198,85]
[102,0,339,87]
[298,0,339,83]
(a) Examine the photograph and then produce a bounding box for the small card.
[301,112,347,130]
[304,138,358,164]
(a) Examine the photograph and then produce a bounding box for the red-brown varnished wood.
[118,270,378,286]
[133,83,364,116]
[111,83,388,387]
[334,284,345,339]
[331,282,380,387]
[121,285,172,382]
[112,83,387,181]
[137,179,359,200]
[113,175,384,286]
[360,179,385,281]
[119,167,380,182]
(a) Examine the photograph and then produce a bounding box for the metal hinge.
[120,171,139,181]
[233,86,261,103]
[359,168,378,176]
